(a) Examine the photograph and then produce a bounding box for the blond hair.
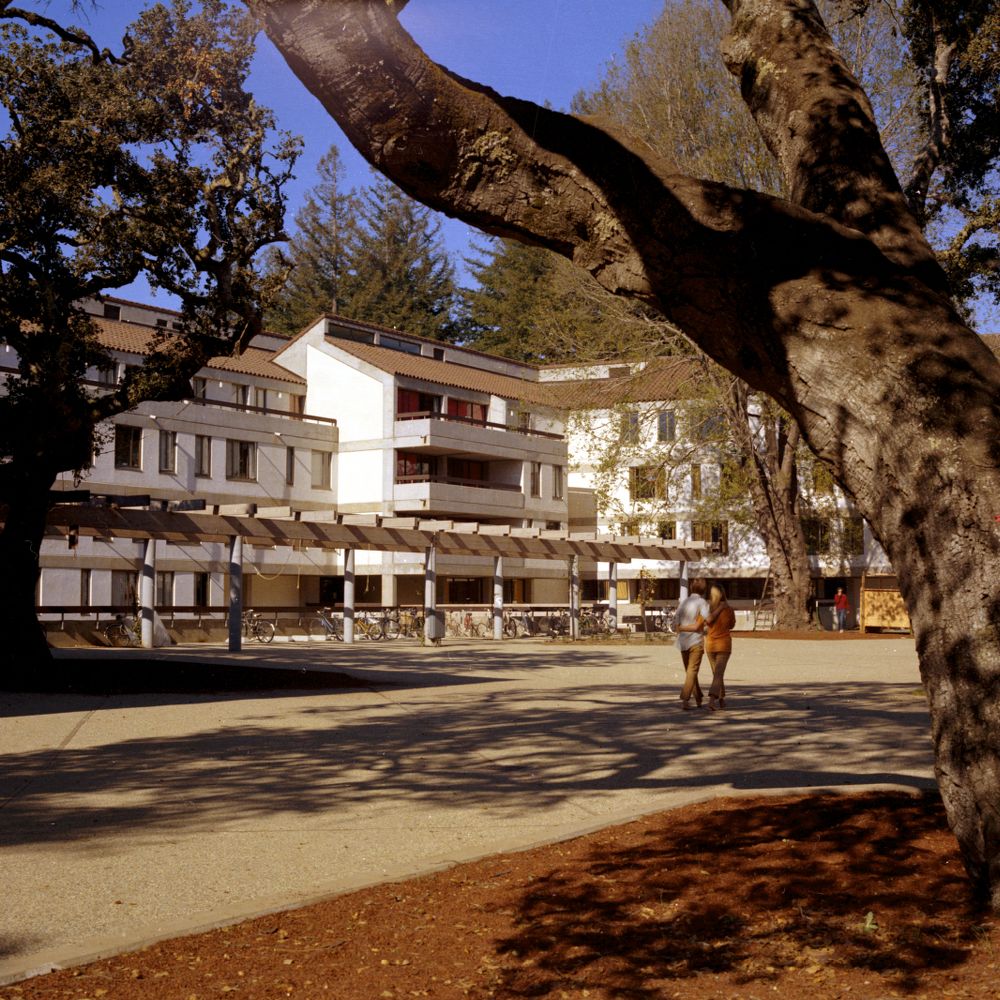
[709,584,727,610]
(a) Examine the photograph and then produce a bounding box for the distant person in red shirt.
[834,587,851,632]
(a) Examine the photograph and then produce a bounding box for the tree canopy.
[0,0,297,658]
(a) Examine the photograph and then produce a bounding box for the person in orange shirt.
[705,583,736,711]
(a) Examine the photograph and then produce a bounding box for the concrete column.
[424,543,439,644]
[381,570,397,610]
[679,560,690,603]
[228,535,243,652]
[608,562,619,632]
[569,555,580,640]
[140,538,155,649]
[493,555,504,640]
[343,547,356,644]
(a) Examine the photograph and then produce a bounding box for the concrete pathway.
[0,635,932,984]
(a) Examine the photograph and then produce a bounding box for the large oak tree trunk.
[0,467,57,670]
[251,0,1000,908]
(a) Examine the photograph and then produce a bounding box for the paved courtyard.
[0,635,932,984]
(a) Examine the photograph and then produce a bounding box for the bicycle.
[379,607,401,640]
[398,607,425,638]
[306,607,343,641]
[104,612,140,647]
[579,607,615,636]
[447,610,488,638]
[242,609,276,644]
[502,609,531,638]
[355,611,384,641]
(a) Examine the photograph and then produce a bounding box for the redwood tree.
[257,0,1000,906]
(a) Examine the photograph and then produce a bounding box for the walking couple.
[675,577,735,712]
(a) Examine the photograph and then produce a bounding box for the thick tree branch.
[718,0,945,290]
[251,0,961,414]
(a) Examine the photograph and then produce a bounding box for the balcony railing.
[396,409,563,440]
[395,473,522,492]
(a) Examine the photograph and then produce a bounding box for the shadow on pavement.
[0,676,934,850]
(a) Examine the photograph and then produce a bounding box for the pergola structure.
[41,504,708,648]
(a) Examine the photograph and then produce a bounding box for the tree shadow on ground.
[490,790,982,997]
[0,678,934,849]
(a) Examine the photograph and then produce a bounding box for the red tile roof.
[92,317,303,385]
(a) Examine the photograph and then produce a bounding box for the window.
[311,449,332,489]
[657,409,676,442]
[103,303,121,321]
[254,387,268,411]
[432,347,445,361]
[620,411,640,444]
[843,516,865,555]
[630,465,666,501]
[691,520,729,555]
[80,569,92,611]
[529,461,541,497]
[657,520,677,540]
[803,517,831,555]
[96,363,117,386]
[691,464,702,499]
[292,395,306,415]
[192,377,207,399]
[447,457,487,482]
[397,387,442,415]
[552,465,564,500]
[226,439,257,481]
[619,519,641,537]
[285,446,295,485]
[396,450,437,479]
[111,570,137,609]
[156,571,174,608]
[234,384,250,410]
[194,572,210,608]
[114,425,142,469]
[158,429,177,473]
[195,436,212,478]
[447,398,488,424]
[694,413,724,441]
[380,334,421,355]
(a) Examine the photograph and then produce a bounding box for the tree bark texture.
[0,468,59,668]
[252,0,1000,907]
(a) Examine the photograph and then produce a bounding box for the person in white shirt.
[674,577,710,710]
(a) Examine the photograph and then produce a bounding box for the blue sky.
[51,1,664,303]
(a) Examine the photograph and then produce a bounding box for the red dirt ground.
[8,789,998,1000]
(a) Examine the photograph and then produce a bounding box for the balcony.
[394,410,564,461]
[393,473,526,517]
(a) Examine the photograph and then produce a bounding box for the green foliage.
[461,236,673,362]
[268,161,460,340]
[263,145,356,335]
[341,172,458,341]
[0,0,298,489]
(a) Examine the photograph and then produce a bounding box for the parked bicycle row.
[103,604,674,645]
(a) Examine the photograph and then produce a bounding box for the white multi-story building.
[26,298,581,615]
[6,297,913,626]
[541,357,896,622]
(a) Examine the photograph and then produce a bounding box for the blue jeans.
[836,608,848,631]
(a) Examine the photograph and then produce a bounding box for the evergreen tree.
[341,173,458,341]
[462,236,664,362]
[264,145,356,335]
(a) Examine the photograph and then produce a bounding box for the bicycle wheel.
[503,617,518,639]
[104,622,130,647]
[365,620,383,641]
[253,620,276,643]
[473,622,489,639]
[382,614,400,640]
[307,617,330,641]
